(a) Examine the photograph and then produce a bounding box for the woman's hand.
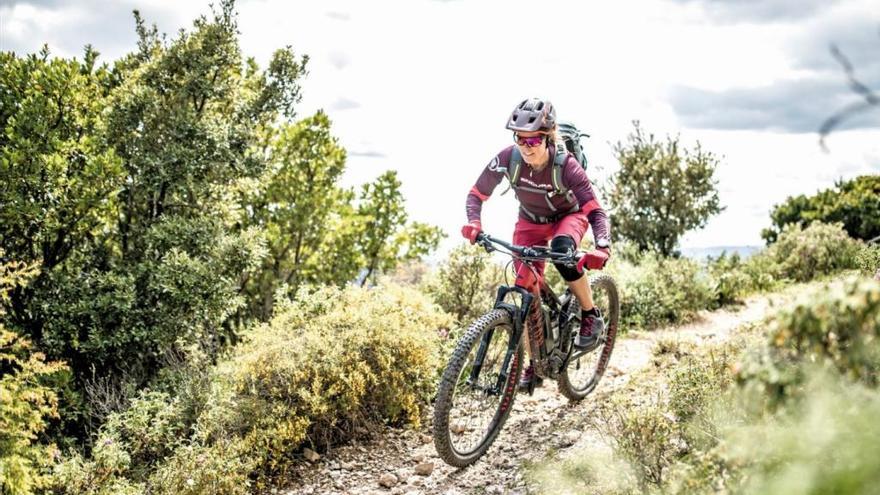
[577,247,610,271]
[460,220,482,244]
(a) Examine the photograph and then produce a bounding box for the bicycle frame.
[468,233,584,386]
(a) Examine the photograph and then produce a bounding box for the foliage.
[607,121,724,257]
[236,113,347,318]
[354,171,445,286]
[0,47,123,273]
[762,175,880,244]
[704,250,783,306]
[761,222,861,283]
[607,253,715,330]
[424,244,503,326]
[594,394,681,489]
[146,440,254,495]
[729,374,880,495]
[1,257,67,495]
[237,124,444,317]
[197,284,452,482]
[736,277,880,406]
[856,242,880,276]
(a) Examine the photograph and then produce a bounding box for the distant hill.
[680,245,762,260]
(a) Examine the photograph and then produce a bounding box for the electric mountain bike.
[432,232,620,467]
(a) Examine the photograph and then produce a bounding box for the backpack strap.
[499,147,524,196]
[550,143,578,205]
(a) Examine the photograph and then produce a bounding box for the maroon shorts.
[512,213,589,289]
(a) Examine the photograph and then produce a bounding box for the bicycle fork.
[468,286,534,395]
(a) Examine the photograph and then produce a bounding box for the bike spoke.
[446,325,515,456]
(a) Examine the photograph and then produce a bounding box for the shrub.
[1,257,67,495]
[423,244,503,326]
[737,250,785,292]
[197,284,452,481]
[1,330,67,495]
[856,242,880,276]
[705,252,753,306]
[736,277,880,404]
[763,222,861,282]
[49,442,142,495]
[728,373,880,495]
[668,347,737,451]
[47,390,188,493]
[595,394,681,488]
[146,440,254,495]
[609,253,715,330]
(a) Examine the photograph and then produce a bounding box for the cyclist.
[461,97,612,390]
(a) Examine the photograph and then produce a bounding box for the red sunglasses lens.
[515,135,544,147]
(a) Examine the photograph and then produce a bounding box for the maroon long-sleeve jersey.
[466,145,610,244]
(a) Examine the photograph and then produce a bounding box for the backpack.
[501,121,591,221]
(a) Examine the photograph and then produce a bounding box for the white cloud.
[2,0,877,254]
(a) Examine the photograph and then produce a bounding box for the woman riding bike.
[461,97,612,391]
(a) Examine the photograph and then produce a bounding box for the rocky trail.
[277,294,781,495]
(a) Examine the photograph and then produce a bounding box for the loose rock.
[379,473,398,488]
[303,448,320,463]
[414,462,434,476]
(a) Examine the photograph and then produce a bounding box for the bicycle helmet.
[506,98,556,132]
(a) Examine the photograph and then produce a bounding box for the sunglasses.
[514,134,546,148]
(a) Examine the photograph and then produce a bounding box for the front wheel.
[433,309,523,467]
[557,273,620,401]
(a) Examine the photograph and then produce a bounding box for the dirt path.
[278,294,780,495]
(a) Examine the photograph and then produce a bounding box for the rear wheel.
[557,273,620,401]
[433,309,523,467]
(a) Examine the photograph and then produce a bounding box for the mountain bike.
[432,232,620,467]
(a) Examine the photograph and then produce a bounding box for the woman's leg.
[549,234,596,310]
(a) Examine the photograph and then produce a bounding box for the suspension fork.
[467,286,535,393]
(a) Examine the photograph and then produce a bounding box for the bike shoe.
[518,364,543,393]
[574,309,605,351]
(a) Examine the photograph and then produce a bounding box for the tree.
[0,1,308,434]
[238,112,347,318]
[607,122,724,257]
[0,46,124,327]
[355,171,445,286]
[761,175,880,244]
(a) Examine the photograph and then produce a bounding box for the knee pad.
[550,236,583,282]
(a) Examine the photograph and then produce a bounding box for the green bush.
[762,174,880,243]
[1,257,67,495]
[47,283,453,492]
[609,253,715,330]
[197,284,452,482]
[1,330,67,495]
[146,440,254,495]
[47,390,185,493]
[423,244,503,326]
[736,277,880,405]
[668,347,738,452]
[595,395,681,489]
[856,243,880,276]
[50,441,142,495]
[705,252,753,306]
[763,222,861,282]
[729,373,880,495]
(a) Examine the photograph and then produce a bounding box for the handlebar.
[475,232,581,267]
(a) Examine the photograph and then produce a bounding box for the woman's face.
[514,131,549,166]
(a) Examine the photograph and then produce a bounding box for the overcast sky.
[2,0,879,254]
